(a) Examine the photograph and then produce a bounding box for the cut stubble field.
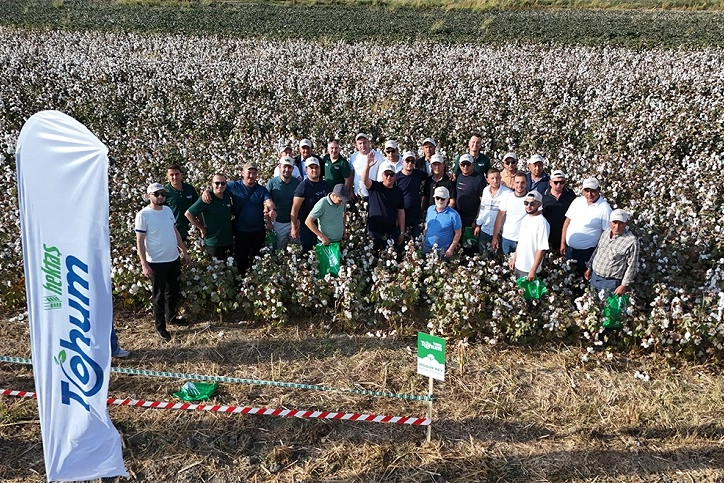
[2,311,724,482]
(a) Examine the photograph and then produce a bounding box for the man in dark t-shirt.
[360,155,405,250]
[395,150,427,239]
[291,157,330,252]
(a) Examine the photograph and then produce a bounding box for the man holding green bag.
[585,208,640,302]
[305,184,349,246]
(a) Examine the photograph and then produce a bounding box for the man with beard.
[492,172,529,255]
[266,156,301,250]
[510,191,550,280]
[291,157,330,252]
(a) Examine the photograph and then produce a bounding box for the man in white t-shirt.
[560,177,612,277]
[511,191,550,280]
[273,143,303,180]
[350,133,384,199]
[474,167,511,245]
[135,183,190,341]
[492,171,528,254]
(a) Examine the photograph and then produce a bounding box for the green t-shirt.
[321,154,351,189]
[164,182,199,240]
[308,195,346,243]
[186,191,233,247]
[265,176,300,224]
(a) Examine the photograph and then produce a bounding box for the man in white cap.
[423,154,456,209]
[452,133,491,179]
[423,186,462,257]
[510,191,550,280]
[350,133,384,200]
[542,169,576,251]
[415,137,436,174]
[585,209,640,301]
[500,152,519,189]
[135,182,191,341]
[294,138,317,179]
[305,184,349,246]
[454,153,487,233]
[525,154,550,196]
[266,156,301,250]
[361,155,405,250]
[395,150,428,239]
[291,157,330,252]
[273,143,303,180]
[382,140,404,175]
[560,177,612,277]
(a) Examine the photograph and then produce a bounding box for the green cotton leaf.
[57,350,67,364]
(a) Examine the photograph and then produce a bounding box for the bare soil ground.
[1,310,723,482]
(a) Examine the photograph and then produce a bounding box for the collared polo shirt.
[186,192,233,247]
[163,182,198,239]
[424,205,462,252]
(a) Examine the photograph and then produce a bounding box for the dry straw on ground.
[1,311,724,482]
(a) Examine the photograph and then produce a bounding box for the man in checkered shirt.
[584,209,640,301]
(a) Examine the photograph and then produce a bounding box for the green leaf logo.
[54,350,67,365]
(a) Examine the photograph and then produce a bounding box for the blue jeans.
[501,237,517,255]
[110,327,119,354]
[590,271,620,302]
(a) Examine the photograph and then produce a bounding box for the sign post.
[417,332,446,442]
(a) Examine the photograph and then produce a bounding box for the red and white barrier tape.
[0,389,431,426]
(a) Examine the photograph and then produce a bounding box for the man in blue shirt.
[424,186,462,257]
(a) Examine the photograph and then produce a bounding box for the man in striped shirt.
[585,209,640,301]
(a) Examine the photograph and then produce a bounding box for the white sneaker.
[112,348,130,358]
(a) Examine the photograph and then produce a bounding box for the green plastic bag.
[316,241,341,277]
[602,293,630,329]
[265,230,277,250]
[172,381,218,402]
[516,276,548,300]
[462,226,479,248]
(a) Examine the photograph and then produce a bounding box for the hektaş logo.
[52,256,104,412]
[42,244,62,310]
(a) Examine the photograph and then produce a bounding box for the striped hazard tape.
[0,388,431,426]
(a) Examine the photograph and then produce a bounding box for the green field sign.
[417,332,446,381]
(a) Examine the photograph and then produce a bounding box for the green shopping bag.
[462,226,479,248]
[516,276,548,300]
[602,293,630,329]
[316,241,341,277]
[172,381,218,402]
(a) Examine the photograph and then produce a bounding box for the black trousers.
[206,244,232,261]
[234,229,266,276]
[150,257,181,332]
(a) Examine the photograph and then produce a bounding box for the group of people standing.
[132,134,640,343]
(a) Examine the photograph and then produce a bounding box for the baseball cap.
[355,133,370,141]
[430,154,445,164]
[402,150,416,160]
[582,177,600,190]
[332,184,349,203]
[380,161,396,173]
[610,209,630,223]
[422,137,437,147]
[279,156,294,167]
[146,182,167,194]
[384,140,399,151]
[433,186,450,199]
[550,169,567,179]
[502,152,518,163]
[243,161,258,171]
[459,154,474,165]
[305,157,320,167]
[278,144,292,155]
[528,154,545,165]
[525,191,543,203]
[299,139,313,148]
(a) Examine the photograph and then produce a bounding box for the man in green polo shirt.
[185,173,233,260]
[266,156,302,250]
[164,164,199,241]
[305,184,349,245]
[321,140,353,198]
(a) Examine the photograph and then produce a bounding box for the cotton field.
[1,26,724,356]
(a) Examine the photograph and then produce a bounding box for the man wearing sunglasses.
[500,152,519,189]
[185,173,233,260]
[423,186,462,257]
[542,170,576,252]
[382,140,404,175]
[395,150,428,239]
[135,183,191,342]
[361,155,405,250]
[510,191,550,281]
